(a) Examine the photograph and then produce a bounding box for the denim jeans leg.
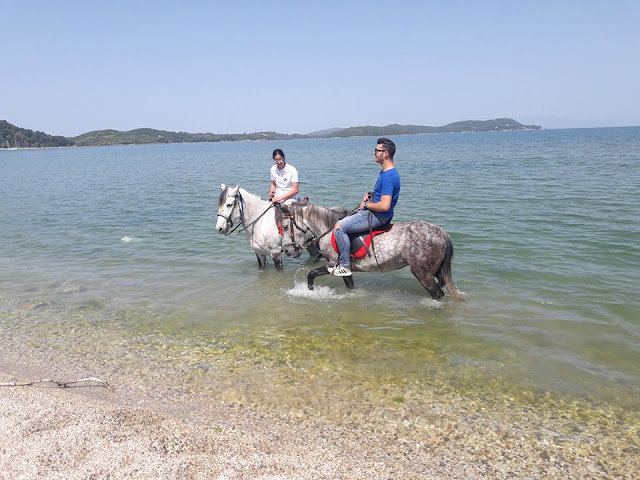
[335,210,390,267]
[334,227,351,267]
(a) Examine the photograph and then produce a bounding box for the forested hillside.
[0,120,74,148]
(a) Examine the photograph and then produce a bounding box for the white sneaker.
[331,264,352,276]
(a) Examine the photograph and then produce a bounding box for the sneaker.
[331,264,352,277]
[327,264,349,274]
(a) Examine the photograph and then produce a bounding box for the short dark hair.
[272,149,285,160]
[377,138,396,158]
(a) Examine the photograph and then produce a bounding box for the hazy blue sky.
[3,1,639,136]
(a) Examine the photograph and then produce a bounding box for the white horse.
[216,184,320,270]
[216,184,285,269]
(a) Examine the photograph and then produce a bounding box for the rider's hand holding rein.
[360,191,392,213]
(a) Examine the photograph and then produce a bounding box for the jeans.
[334,210,392,267]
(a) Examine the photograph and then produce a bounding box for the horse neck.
[298,204,336,235]
[238,188,272,225]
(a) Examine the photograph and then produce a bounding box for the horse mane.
[218,185,236,208]
[291,201,348,230]
[220,185,269,208]
[273,201,285,228]
[238,187,266,204]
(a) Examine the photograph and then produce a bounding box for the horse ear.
[280,203,291,215]
[221,183,226,190]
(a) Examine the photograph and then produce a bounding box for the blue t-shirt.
[373,167,401,217]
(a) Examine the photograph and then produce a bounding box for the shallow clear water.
[1,128,639,413]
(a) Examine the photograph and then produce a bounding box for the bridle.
[218,187,277,237]
[284,205,341,251]
[217,190,244,236]
[280,207,314,251]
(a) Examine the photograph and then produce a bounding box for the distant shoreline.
[2,117,541,150]
[1,127,546,152]
[5,124,639,152]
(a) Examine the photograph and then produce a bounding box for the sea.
[1,127,639,419]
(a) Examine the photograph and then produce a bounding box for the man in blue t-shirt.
[329,138,401,277]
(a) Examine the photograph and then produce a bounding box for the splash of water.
[285,281,365,301]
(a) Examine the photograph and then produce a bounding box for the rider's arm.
[273,182,299,202]
[268,180,277,199]
[362,194,391,212]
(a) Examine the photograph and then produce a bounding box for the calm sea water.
[1,128,639,414]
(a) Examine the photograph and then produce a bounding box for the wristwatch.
[363,201,369,210]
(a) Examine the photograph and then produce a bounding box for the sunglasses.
[374,149,387,153]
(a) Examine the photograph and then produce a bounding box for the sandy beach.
[2,378,434,480]
[0,372,480,480]
[1,351,638,480]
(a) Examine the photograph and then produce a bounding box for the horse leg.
[307,265,330,290]
[272,252,283,271]
[409,264,445,300]
[307,265,355,290]
[342,276,355,289]
[306,243,321,259]
[256,253,267,270]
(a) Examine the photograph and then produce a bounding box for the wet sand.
[1,352,638,480]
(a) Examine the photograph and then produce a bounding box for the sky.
[2,0,639,137]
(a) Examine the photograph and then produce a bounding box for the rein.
[303,204,360,249]
[290,203,384,271]
[279,207,311,250]
[366,211,384,272]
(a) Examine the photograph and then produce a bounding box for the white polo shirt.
[270,163,299,199]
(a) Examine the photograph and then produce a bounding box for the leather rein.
[285,204,384,271]
[279,208,314,251]
[281,207,334,251]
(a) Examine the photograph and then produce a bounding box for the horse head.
[216,183,242,235]
[278,202,307,258]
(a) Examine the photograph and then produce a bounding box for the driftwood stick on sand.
[0,377,112,391]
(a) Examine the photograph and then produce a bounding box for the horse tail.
[437,234,464,301]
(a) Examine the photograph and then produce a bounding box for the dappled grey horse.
[279,202,464,301]
[216,184,319,270]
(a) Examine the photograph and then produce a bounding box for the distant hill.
[72,128,306,146]
[305,127,347,137]
[1,118,541,149]
[328,118,541,137]
[0,120,74,149]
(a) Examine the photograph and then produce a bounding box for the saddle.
[331,221,393,259]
